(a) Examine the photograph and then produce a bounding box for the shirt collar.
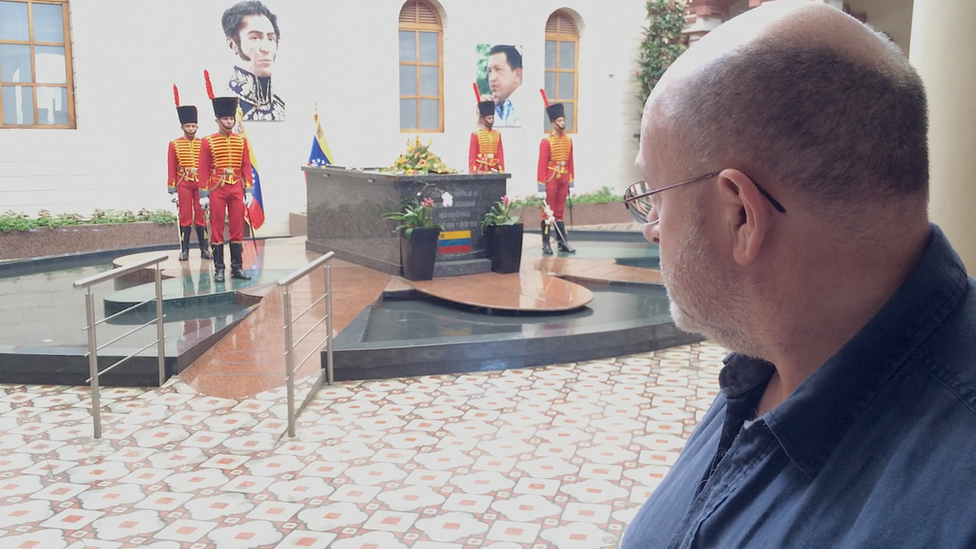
[720,224,970,478]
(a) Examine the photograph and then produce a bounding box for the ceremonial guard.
[469,85,505,173]
[537,93,576,254]
[199,70,253,282]
[167,85,211,261]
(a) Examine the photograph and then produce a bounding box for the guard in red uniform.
[168,85,212,261]
[199,73,253,283]
[537,101,576,254]
[469,98,505,173]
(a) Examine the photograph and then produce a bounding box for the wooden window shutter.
[546,11,577,36]
[399,1,440,26]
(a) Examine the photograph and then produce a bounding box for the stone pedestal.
[303,166,511,276]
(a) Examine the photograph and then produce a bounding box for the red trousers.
[544,174,571,222]
[209,183,245,244]
[177,181,206,227]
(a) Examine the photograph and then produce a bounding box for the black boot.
[230,242,251,280]
[556,221,576,253]
[196,226,212,260]
[212,244,225,283]
[541,222,553,255]
[178,226,191,261]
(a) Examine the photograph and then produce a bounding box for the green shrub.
[511,186,624,210]
[0,208,177,233]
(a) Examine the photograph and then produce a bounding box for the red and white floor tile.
[0,342,724,548]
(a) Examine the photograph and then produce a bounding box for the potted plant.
[480,195,523,274]
[383,194,444,281]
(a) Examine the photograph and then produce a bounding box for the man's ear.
[717,168,772,266]
[227,37,238,53]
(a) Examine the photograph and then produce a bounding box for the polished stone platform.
[0,230,699,396]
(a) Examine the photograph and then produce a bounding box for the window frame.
[0,0,76,129]
[398,0,444,133]
[544,10,580,134]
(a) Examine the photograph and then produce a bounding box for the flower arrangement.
[382,183,446,238]
[384,136,457,175]
[480,195,521,234]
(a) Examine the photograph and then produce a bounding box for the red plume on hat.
[203,70,215,100]
[539,88,550,108]
[174,83,197,125]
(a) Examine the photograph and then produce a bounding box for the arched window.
[544,11,579,132]
[398,0,443,132]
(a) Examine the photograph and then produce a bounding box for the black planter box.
[400,228,440,280]
[485,224,523,274]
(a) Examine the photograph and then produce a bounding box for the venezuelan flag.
[438,230,472,254]
[235,107,265,230]
[308,105,335,167]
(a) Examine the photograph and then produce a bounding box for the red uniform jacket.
[468,129,505,173]
[167,137,201,190]
[537,132,574,186]
[198,132,253,194]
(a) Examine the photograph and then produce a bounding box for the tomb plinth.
[303,166,511,277]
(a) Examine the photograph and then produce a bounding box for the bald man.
[621,2,976,547]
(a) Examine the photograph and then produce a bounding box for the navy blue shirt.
[622,225,976,548]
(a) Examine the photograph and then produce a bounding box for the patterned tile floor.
[0,342,725,549]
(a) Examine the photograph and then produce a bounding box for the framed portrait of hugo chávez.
[221,0,284,121]
[475,44,524,127]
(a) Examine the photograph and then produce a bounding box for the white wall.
[0,0,647,235]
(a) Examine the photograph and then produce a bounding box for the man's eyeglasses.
[622,172,787,224]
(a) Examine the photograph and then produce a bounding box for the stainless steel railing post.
[74,252,169,439]
[155,263,166,387]
[277,251,335,437]
[84,288,101,439]
[324,265,334,385]
[283,286,296,437]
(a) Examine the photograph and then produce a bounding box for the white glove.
[244,193,254,207]
[200,196,210,210]
[170,194,178,204]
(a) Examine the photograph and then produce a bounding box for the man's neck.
[752,218,931,413]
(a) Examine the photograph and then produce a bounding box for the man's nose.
[642,210,660,244]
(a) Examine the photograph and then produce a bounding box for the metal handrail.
[277,251,335,437]
[74,252,168,438]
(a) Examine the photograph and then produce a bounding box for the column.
[910,0,976,271]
